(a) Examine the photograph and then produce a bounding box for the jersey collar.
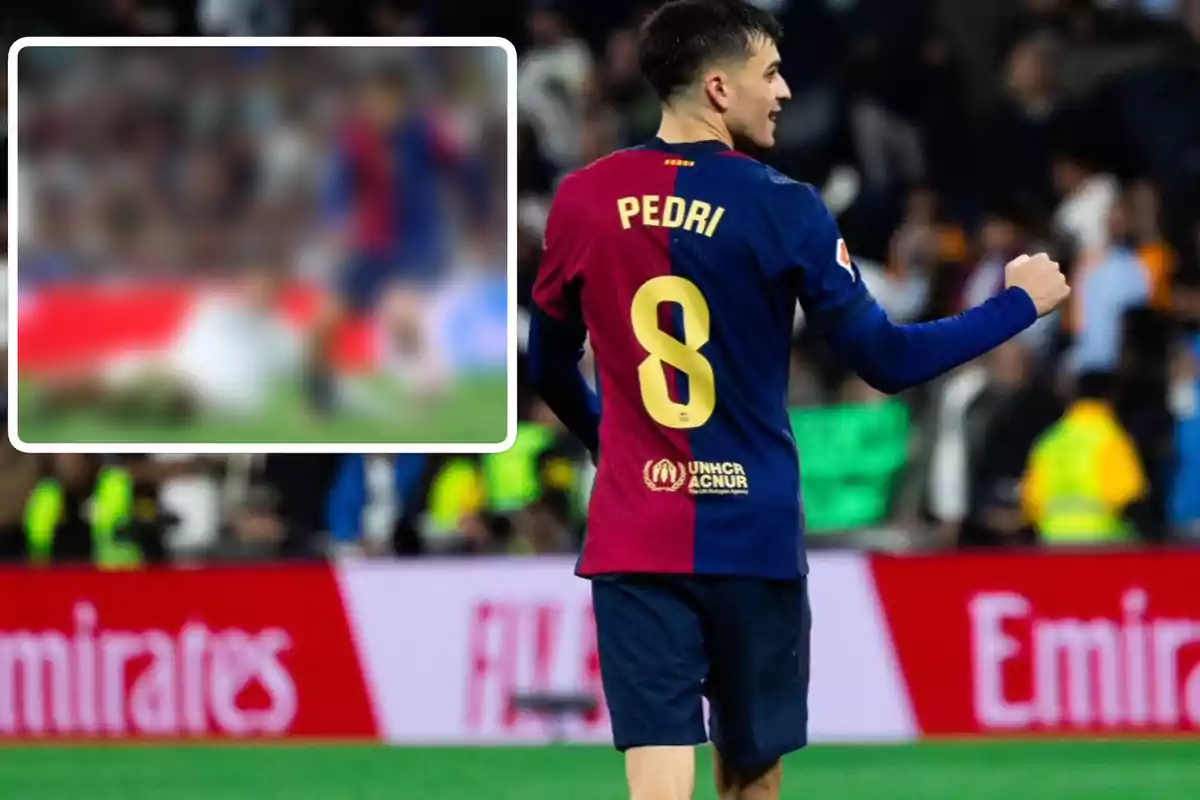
[647,137,733,157]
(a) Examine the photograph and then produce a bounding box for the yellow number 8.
[630,275,716,429]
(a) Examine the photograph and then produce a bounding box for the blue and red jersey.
[532,139,873,580]
[324,113,488,270]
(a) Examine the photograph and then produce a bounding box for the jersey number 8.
[630,276,716,429]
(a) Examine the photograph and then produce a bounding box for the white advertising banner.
[337,554,916,745]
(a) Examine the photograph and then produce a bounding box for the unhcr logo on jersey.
[643,460,750,495]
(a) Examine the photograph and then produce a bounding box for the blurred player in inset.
[311,61,489,413]
[527,2,1071,799]
[36,246,300,424]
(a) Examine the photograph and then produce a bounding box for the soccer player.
[311,63,489,411]
[526,2,1070,800]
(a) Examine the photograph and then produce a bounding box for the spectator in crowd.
[22,454,157,568]
[962,204,1035,313]
[980,31,1064,215]
[1116,307,1176,541]
[327,454,438,556]
[1170,334,1200,538]
[866,186,950,324]
[843,0,933,189]
[1022,370,1151,544]
[516,1,593,172]
[1127,179,1176,309]
[596,26,659,148]
[368,0,426,36]
[155,453,226,560]
[475,399,589,553]
[921,337,1058,548]
[1052,146,1120,262]
[1067,189,1152,375]
[196,0,292,36]
[225,455,340,559]
[0,429,41,562]
[959,203,1061,356]
[118,454,214,565]
[326,401,590,558]
[924,358,990,546]
[962,340,1063,546]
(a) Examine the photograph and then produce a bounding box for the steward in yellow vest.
[1021,372,1147,544]
[424,456,488,549]
[481,420,585,553]
[25,458,143,569]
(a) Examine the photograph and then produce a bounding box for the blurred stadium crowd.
[16,45,506,286]
[2,0,1200,567]
[13,44,508,444]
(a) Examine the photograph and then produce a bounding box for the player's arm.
[527,177,601,456]
[773,181,1039,395]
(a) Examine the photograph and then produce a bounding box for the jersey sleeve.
[763,176,873,333]
[532,174,584,325]
[527,173,599,456]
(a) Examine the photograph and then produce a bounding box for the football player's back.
[527,3,1067,798]
[539,141,814,578]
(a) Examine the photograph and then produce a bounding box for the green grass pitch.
[15,374,508,446]
[0,741,1197,799]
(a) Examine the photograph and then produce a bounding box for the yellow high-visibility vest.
[1025,407,1137,544]
[25,466,142,569]
[482,423,555,514]
[425,458,485,541]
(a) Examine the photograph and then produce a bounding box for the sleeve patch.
[836,238,855,279]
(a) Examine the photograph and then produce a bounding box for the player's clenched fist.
[1004,252,1070,317]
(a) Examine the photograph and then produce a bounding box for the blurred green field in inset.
[15,374,508,446]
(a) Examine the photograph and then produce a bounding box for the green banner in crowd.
[790,400,910,533]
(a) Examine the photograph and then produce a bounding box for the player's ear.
[702,70,732,113]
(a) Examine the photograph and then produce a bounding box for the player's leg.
[627,747,695,800]
[379,282,435,389]
[703,576,812,800]
[712,749,782,800]
[306,295,345,413]
[591,575,709,800]
[306,254,372,413]
[379,270,447,399]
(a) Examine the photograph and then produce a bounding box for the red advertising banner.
[2,553,1196,744]
[0,566,377,740]
[17,283,375,373]
[869,551,1200,737]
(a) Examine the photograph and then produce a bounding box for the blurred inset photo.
[11,42,512,451]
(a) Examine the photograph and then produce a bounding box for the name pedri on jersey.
[533,139,872,579]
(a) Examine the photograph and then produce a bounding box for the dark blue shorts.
[335,251,440,313]
[591,574,811,773]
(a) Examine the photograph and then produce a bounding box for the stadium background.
[2,0,1200,798]
[12,43,509,445]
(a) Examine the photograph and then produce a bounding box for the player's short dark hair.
[637,0,783,102]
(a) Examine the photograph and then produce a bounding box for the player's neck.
[656,108,732,148]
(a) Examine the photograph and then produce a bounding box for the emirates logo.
[643,459,687,492]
